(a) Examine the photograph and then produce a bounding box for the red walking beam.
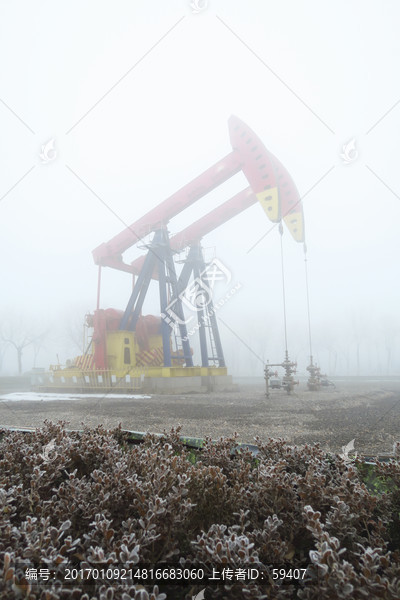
[92,150,243,270]
[92,115,304,275]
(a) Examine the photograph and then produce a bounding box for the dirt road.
[1,377,399,457]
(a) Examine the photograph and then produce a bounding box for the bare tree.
[0,341,8,373]
[0,330,32,374]
[0,316,48,375]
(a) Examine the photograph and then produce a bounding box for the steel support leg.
[119,232,160,330]
[195,245,226,368]
[162,230,193,367]
[157,242,172,367]
[192,255,209,367]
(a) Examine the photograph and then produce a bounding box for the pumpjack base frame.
[32,368,236,395]
[142,374,235,394]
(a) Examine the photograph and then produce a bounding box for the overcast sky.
[1,0,399,375]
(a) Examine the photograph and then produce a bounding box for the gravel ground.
[1,377,399,457]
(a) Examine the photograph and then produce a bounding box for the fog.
[1,0,399,377]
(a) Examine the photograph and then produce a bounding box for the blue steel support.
[157,238,172,367]
[120,229,224,369]
[162,231,193,367]
[128,268,155,332]
[119,231,160,330]
[195,246,226,368]
[176,247,197,296]
[192,248,209,368]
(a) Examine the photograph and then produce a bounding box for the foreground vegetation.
[1,423,400,599]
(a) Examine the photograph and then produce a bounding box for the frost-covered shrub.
[0,422,399,599]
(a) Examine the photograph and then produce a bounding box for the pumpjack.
[47,116,304,392]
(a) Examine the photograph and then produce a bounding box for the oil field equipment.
[306,358,323,391]
[264,352,299,397]
[43,116,305,393]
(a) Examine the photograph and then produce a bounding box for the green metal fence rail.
[0,426,395,463]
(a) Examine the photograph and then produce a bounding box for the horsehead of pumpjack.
[227,115,304,243]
